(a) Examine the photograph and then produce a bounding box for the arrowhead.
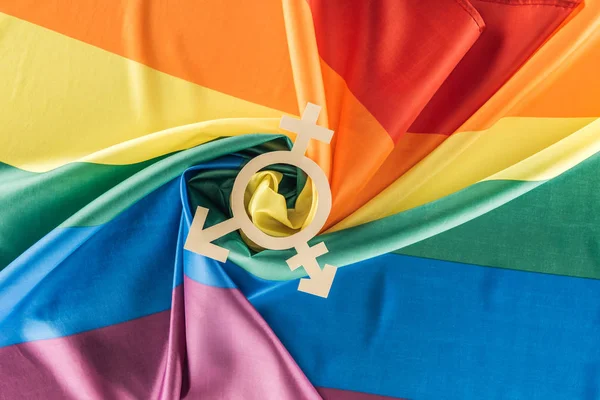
[287,242,338,298]
[297,264,337,298]
[184,207,230,262]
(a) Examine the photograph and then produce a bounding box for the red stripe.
[309,0,579,138]
[408,0,580,133]
[308,0,482,141]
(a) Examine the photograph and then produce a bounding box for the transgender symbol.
[184,103,338,298]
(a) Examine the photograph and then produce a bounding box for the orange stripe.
[0,0,298,115]
[319,60,395,228]
[0,0,398,224]
[281,0,331,178]
[325,132,445,228]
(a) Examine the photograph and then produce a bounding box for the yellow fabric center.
[241,171,317,251]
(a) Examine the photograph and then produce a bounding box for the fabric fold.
[1,0,598,398]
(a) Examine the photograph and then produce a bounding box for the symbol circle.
[230,151,332,251]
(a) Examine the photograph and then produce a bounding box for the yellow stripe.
[490,118,600,182]
[0,13,286,172]
[78,117,284,165]
[329,117,598,232]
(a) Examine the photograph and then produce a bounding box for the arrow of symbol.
[286,241,337,298]
[184,207,239,263]
[184,208,338,298]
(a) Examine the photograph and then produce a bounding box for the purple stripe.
[0,310,173,399]
[0,279,323,399]
[181,277,321,399]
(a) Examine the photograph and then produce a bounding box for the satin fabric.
[1,0,599,399]
[2,153,599,399]
[1,0,578,222]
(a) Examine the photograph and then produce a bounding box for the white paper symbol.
[184,103,337,298]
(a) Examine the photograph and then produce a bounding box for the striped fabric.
[1,0,599,399]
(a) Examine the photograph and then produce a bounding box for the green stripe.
[227,178,543,280]
[4,133,597,282]
[0,159,158,268]
[0,135,284,269]
[227,152,600,281]
[61,135,285,227]
[397,151,600,279]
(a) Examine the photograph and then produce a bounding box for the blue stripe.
[223,253,600,400]
[178,161,239,289]
[183,250,237,289]
[0,180,180,347]
[0,158,242,347]
[4,153,599,399]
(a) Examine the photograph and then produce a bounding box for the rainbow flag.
[1,0,600,398]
